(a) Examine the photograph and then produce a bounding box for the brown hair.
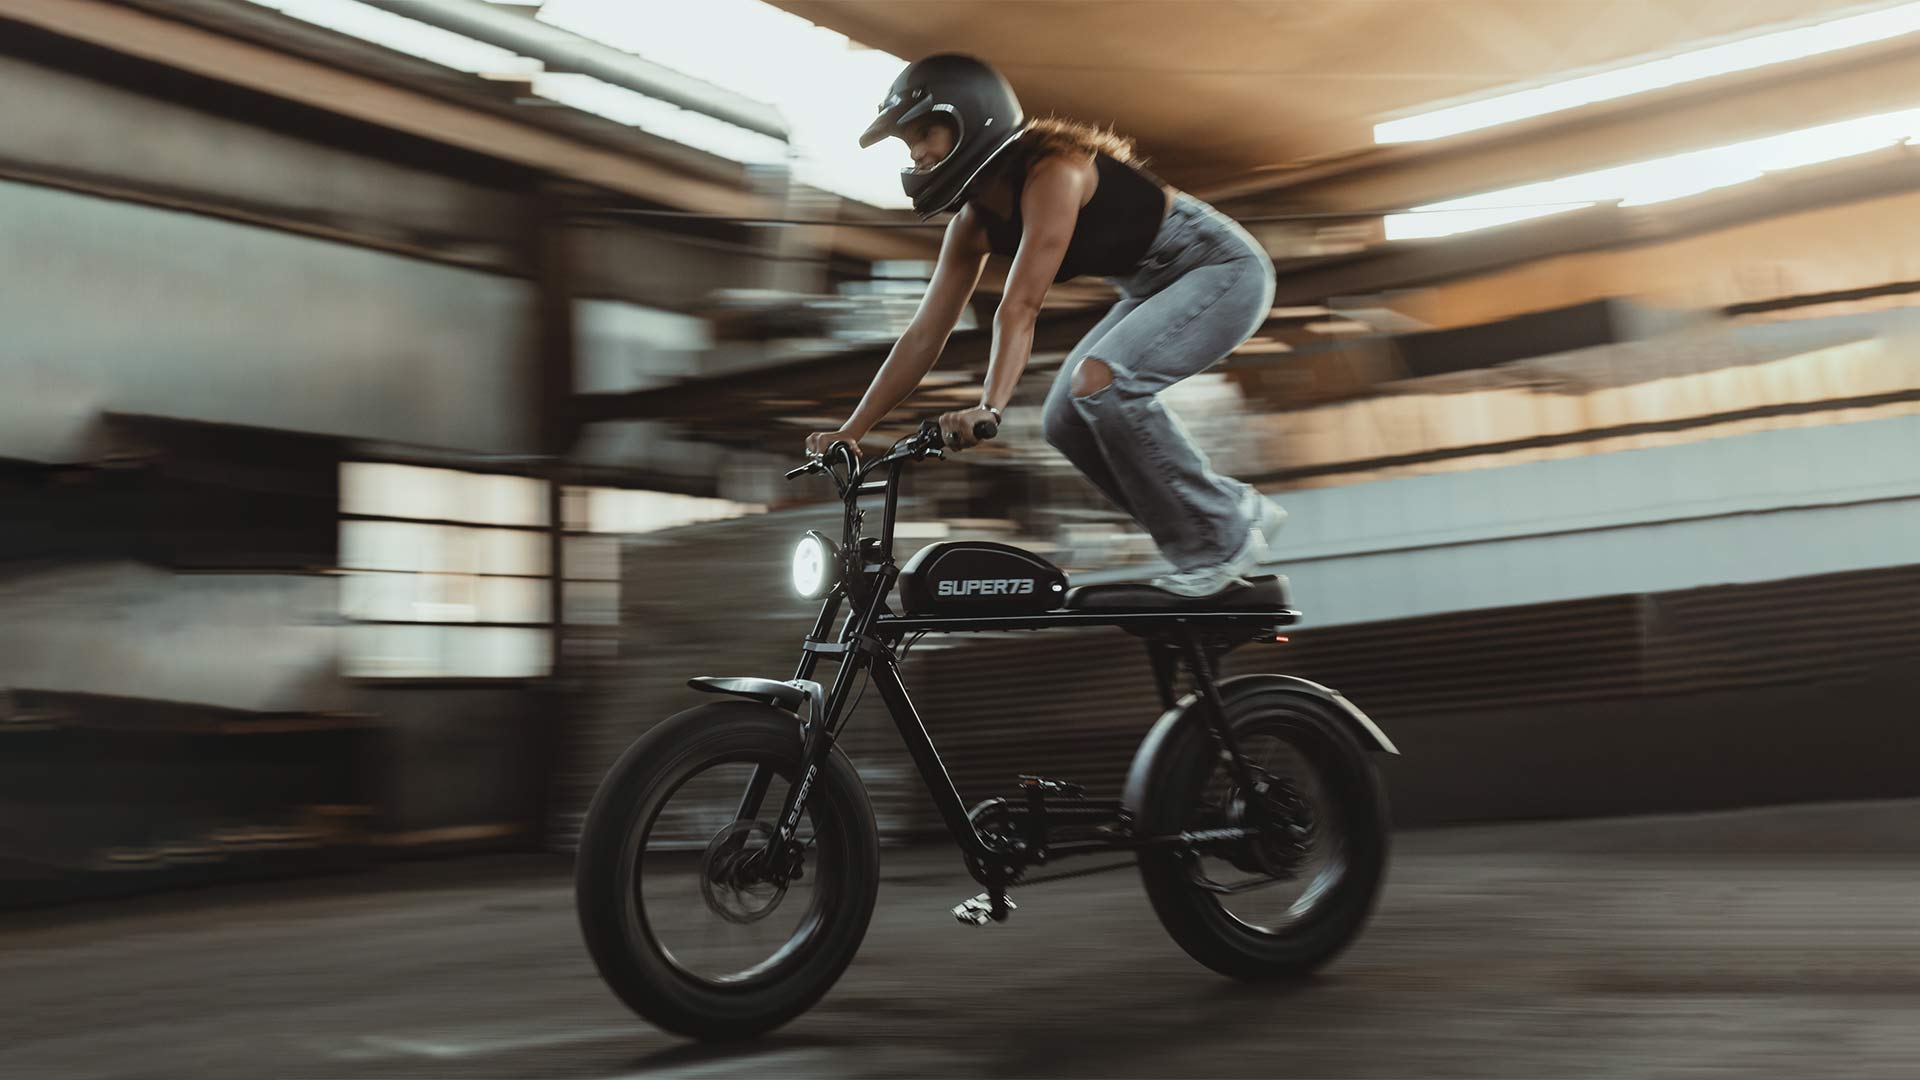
[1021,115,1145,166]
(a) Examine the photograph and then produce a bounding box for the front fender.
[1121,674,1396,821]
[688,676,826,726]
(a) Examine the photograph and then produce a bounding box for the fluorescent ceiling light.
[1377,1,1920,144]
[1385,103,1920,240]
[533,73,787,164]
[1386,202,1597,241]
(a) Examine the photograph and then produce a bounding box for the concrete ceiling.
[772,0,1892,194]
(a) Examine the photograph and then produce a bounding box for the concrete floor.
[6,800,1920,1079]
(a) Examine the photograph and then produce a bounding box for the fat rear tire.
[1135,689,1389,979]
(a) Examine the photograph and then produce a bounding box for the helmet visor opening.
[905,110,963,174]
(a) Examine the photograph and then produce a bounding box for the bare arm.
[965,156,1089,441]
[806,208,988,455]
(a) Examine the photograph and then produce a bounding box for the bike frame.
[736,428,1299,891]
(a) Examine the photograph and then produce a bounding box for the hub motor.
[1220,775,1317,878]
[698,820,791,924]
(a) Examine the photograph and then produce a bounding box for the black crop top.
[971,144,1171,283]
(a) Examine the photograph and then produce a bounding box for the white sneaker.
[1152,524,1267,598]
[1241,487,1289,551]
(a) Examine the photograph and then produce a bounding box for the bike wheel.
[575,702,879,1040]
[1136,687,1388,980]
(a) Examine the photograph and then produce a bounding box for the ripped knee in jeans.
[1071,357,1114,398]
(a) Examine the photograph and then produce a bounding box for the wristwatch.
[983,405,1003,423]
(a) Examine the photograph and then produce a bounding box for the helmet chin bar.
[904,127,1025,218]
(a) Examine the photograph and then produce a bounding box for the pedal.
[952,892,1017,925]
[1018,775,1086,799]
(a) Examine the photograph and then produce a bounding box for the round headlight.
[792,531,841,599]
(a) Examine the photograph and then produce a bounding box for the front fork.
[729,589,838,828]
[736,563,889,874]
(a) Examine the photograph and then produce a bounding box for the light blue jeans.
[1040,193,1277,570]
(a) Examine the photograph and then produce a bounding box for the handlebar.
[787,417,997,485]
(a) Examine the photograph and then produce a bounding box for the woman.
[806,54,1285,599]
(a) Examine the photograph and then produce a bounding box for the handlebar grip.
[972,419,999,442]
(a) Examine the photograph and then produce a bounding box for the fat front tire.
[575,702,879,1040]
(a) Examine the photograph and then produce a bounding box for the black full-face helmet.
[858,54,1026,219]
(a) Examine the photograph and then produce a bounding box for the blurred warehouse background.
[4,0,1920,906]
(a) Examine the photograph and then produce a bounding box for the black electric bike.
[576,420,1397,1041]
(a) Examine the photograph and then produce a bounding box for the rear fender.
[1121,674,1396,821]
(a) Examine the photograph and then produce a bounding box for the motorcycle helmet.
[859,54,1027,219]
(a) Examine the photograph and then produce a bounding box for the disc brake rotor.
[698,820,789,925]
[1210,774,1318,879]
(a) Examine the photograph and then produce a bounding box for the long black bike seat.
[1062,574,1292,613]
